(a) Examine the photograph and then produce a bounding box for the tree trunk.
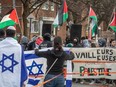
[22,13,28,37]
[22,4,30,37]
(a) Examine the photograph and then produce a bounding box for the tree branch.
[49,0,61,5]
[29,1,45,14]
[20,0,29,4]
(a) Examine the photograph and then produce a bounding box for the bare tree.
[20,0,47,36]
[66,0,116,27]
[20,0,116,36]
[75,0,116,26]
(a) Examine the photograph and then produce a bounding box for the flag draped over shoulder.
[88,7,98,39]
[109,12,116,32]
[0,9,19,29]
[53,0,68,28]
[0,38,27,87]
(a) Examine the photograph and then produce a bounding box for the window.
[31,21,39,33]
[50,2,54,11]
[42,1,49,10]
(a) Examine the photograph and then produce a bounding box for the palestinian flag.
[109,12,116,32]
[88,7,98,40]
[0,9,19,29]
[53,0,68,28]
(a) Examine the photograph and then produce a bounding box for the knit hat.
[43,33,51,41]
[82,39,90,47]
[98,38,106,47]
[54,36,62,45]
[7,26,16,30]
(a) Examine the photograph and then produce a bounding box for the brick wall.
[0,1,71,41]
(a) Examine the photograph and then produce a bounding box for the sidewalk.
[72,82,115,87]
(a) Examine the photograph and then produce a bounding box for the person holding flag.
[0,26,27,87]
[109,11,116,40]
[0,8,22,43]
[34,36,74,87]
[88,7,98,40]
[39,33,52,49]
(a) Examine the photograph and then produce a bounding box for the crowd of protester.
[19,32,116,86]
[1,27,116,87]
[0,28,74,87]
[20,32,116,85]
[65,36,116,86]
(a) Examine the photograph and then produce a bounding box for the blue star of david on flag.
[27,61,44,76]
[28,79,40,86]
[0,53,19,73]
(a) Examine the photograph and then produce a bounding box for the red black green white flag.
[0,9,19,29]
[109,12,116,32]
[53,0,68,28]
[88,7,98,40]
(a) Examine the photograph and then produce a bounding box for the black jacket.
[35,49,74,75]
[27,41,36,50]
[39,40,52,49]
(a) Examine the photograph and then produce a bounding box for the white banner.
[71,48,116,79]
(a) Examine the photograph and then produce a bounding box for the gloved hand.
[34,48,39,54]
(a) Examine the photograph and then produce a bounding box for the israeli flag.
[0,38,27,87]
[66,60,72,87]
[24,50,47,87]
[24,47,71,87]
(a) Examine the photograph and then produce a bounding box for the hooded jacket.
[35,49,74,75]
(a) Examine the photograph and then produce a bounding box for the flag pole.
[12,0,16,8]
[15,8,23,43]
[12,0,22,42]
[114,7,116,40]
[91,0,98,42]
[88,7,91,41]
[110,7,116,40]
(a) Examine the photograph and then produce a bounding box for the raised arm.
[34,49,49,58]
[65,51,74,60]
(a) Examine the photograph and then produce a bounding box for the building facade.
[0,0,67,41]
[28,1,67,41]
